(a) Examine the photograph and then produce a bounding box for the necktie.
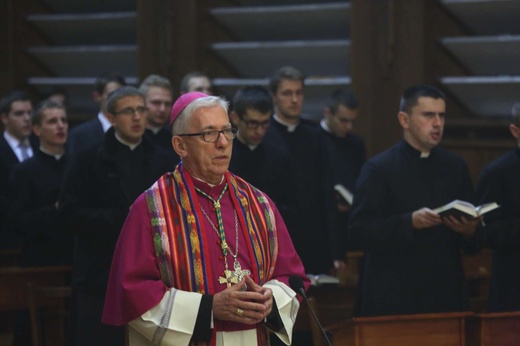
[19,143,29,161]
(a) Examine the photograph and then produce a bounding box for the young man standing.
[349,84,480,316]
[229,86,297,224]
[60,86,173,346]
[0,90,37,249]
[8,100,72,266]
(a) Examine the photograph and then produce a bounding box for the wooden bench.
[0,266,71,311]
[329,312,475,346]
[0,266,71,345]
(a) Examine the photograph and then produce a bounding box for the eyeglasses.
[240,118,270,129]
[114,106,148,116]
[178,128,237,143]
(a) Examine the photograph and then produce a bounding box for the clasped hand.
[212,275,273,325]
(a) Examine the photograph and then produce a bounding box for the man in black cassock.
[348,84,481,317]
[476,103,520,312]
[229,85,297,223]
[263,66,336,275]
[59,86,173,346]
[139,74,180,165]
[6,100,72,346]
[7,100,72,267]
[318,89,366,260]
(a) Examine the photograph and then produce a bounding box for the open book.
[334,184,354,206]
[306,274,340,286]
[432,200,499,219]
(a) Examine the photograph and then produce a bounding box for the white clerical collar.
[146,125,162,135]
[236,134,259,151]
[420,151,430,158]
[320,119,333,134]
[273,114,299,132]
[98,112,112,133]
[115,133,142,150]
[39,145,64,160]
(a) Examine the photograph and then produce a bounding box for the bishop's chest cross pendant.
[218,261,251,287]
[232,260,251,282]
[218,269,239,287]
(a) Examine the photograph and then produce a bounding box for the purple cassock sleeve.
[102,193,167,326]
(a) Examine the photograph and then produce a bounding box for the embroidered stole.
[145,164,278,345]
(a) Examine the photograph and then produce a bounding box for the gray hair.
[172,96,229,135]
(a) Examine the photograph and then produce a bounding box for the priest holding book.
[348,84,481,317]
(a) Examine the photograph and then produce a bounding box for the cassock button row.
[217,239,221,245]
[218,256,224,261]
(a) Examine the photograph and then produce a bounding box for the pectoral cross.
[232,260,251,282]
[218,269,239,287]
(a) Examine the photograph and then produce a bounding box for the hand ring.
[236,308,244,316]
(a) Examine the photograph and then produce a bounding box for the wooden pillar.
[137,0,177,85]
[350,0,437,157]
[137,0,236,96]
[0,0,16,96]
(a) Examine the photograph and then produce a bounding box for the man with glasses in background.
[229,85,298,228]
[103,92,308,345]
[59,86,172,346]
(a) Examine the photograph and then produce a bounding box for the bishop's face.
[400,96,445,153]
[177,105,233,185]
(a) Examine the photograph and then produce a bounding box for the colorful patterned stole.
[144,164,278,345]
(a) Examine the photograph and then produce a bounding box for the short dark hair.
[233,86,273,118]
[32,100,66,125]
[106,86,144,115]
[0,90,31,115]
[179,71,210,93]
[269,66,304,94]
[326,88,359,114]
[94,72,126,95]
[399,84,445,114]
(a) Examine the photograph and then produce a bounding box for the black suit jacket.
[0,133,39,247]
